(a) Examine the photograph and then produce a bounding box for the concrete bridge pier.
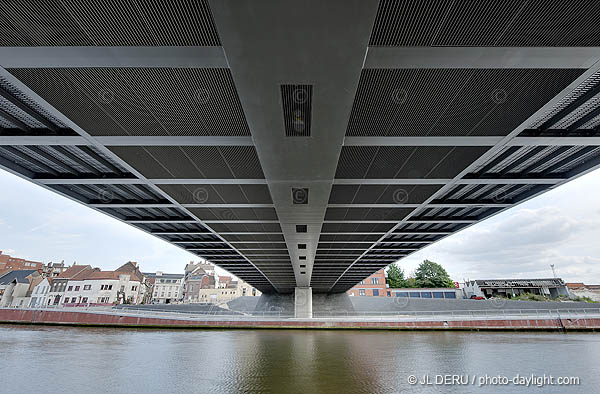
[294,287,313,318]
[253,289,355,319]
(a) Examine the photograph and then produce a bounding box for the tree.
[414,260,454,288]
[387,264,409,288]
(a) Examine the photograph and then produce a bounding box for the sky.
[1,167,599,283]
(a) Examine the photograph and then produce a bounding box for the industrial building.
[463,278,570,299]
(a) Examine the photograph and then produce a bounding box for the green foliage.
[386,260,455,289]
[413,260,455,288]
[510,293,549,302]
[386,264,409,288]
[568,295,598,303]
[406,277,418,288]
[503,293,598,303]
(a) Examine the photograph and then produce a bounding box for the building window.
[371,278,379,285]
[83,285,91,290]
[444,292,457,299]
[74,286,80,291]
[409,292,421,298]
[360,280,365,285]
[373,289,379,296]
[433,292,444,299]
[131,286,137,291]
[421,292,432,298]
[395,292,408,297]
[67,286,73,291]
[359,289,365,296]
[82,297,88,303]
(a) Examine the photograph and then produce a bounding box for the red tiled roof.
[57,265,93,279]
[79,271,141,282]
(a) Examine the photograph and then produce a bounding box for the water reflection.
[1,325,599,394]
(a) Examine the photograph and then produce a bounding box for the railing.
[312,308,600,320]
[3,305,600,321]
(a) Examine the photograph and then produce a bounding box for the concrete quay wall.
[1,308,600,331]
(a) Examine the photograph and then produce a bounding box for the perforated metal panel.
[8,68,250,137]
[109,146,264,179]
[347,69,583,137]
[336,146,489,179]
[370,0,600,47]
[0,0,220,46]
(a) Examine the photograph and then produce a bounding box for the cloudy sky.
[1,167,599,283]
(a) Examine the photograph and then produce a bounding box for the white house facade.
[30,278,52,307]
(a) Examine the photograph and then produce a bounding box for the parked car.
[470,295,485,300]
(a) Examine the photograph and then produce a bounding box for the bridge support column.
[294,287,312,319]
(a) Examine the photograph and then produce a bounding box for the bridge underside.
[2,1,600,296]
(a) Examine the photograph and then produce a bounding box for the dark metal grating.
[8,68,250,137]
[324,208,412,221]
[158,184,272,205]
[527,71,600,130]
[281,84,312,137]
[370,0,600,47]
[336,146,490,179]
[0,0,221,46]
[189,208,278,221]
[0,145,131,177]
[472,145,600,178]
[347,69,584,136]
[0,76,69,131]
[109,146,265,179]
[329,185,442,204]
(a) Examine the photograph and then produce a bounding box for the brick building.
[347,268,388,297]
[0,251,43,275]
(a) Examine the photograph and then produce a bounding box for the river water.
[1,325,598,394]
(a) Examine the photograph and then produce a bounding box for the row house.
[145,272,184,304]
[191,279,261,304]
[183,271,215,302]
[30,277,52,307]
[62,270,142,305]
[46,265,92,306]
[45,263,145,306]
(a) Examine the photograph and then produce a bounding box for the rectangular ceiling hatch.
[281,84,312,136]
